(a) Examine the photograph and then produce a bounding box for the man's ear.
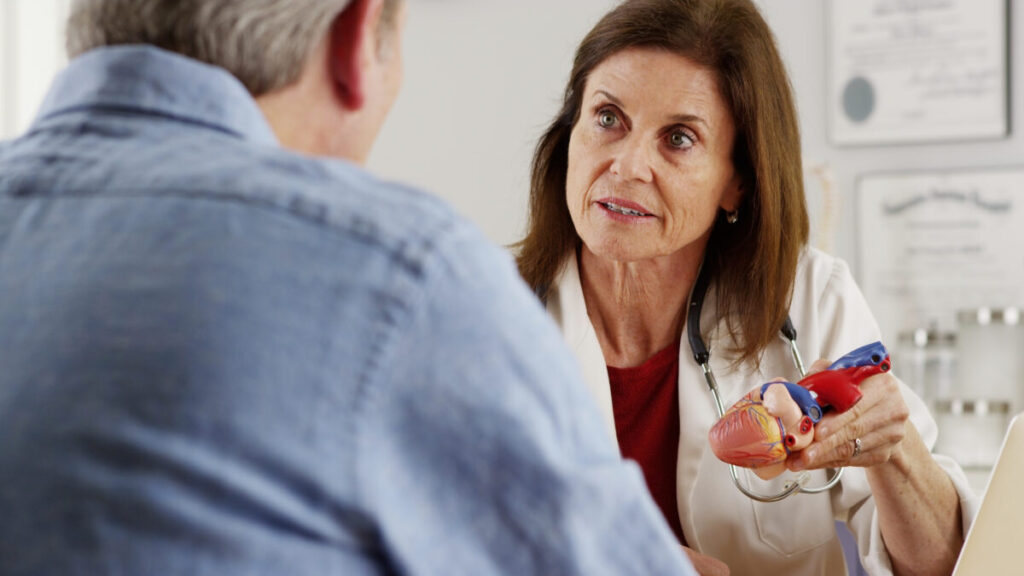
[329,0,381,111]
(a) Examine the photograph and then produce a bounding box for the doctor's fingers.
[805,358,831,376]
[798,419,907,469]
[814,371,908,439]
[800,381,910,468]
[787,416,905,470]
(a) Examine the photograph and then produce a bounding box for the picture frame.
[827,0,1009,146]
[856,167,1024,343]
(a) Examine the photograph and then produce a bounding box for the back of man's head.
[65,0,402,97]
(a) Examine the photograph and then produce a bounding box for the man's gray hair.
[66,0,354,96]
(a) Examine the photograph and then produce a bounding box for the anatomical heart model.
[708,342,891,479]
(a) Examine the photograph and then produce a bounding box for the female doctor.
[514,0,976,574]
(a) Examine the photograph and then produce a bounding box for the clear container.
[933,398,1011,470]
[895,328,956,410]
[954,307,1024,412]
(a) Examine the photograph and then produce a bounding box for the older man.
[0,1,696,575]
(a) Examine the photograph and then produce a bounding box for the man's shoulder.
[6,118,498,292]
[180,140,470,261]
[100,127,482,278]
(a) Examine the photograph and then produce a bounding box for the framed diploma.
[827,0,1008,146]
[856,168,1024,343]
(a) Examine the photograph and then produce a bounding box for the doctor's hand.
[682,545,730,576]
[786,358,910,471]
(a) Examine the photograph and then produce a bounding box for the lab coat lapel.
[675,283,763,548]
[546,258,619,444]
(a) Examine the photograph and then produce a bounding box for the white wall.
[369,0,618,248]
[0,4,7,132]
[0,0,69,139]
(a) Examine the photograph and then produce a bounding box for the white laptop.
[952,413,1024,575]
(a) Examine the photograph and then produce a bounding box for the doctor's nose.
[609,140,654,183]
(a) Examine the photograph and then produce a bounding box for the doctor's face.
[565,48,743,266]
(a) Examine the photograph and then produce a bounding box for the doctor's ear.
[721,189,744,224]
[723,177,745,213]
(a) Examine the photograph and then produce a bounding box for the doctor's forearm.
[866,423,963,576]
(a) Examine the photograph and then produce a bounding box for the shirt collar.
[34,44,279,146]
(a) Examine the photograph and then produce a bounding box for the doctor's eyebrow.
[591,89,710,130]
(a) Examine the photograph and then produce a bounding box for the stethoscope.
[686,263,844,502]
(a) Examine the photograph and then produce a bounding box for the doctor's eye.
[597,109,618,128]
[667,128,695,149]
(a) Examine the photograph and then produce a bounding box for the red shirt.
[607,341,686,546]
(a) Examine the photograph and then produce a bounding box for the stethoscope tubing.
[688,263,844,502]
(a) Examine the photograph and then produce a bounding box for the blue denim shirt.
[0,46,694,576]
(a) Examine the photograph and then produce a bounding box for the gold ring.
[852,437,862,458]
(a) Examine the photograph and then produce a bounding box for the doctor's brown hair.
[513,0,807,366]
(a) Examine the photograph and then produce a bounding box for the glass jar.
[934,398,1011,479]
[954,307,1023,412]
[895,328,956,411]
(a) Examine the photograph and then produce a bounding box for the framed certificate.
[856,168,1024,343]
[827,0,1008,146]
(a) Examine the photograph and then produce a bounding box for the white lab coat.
[546,247,979,576]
